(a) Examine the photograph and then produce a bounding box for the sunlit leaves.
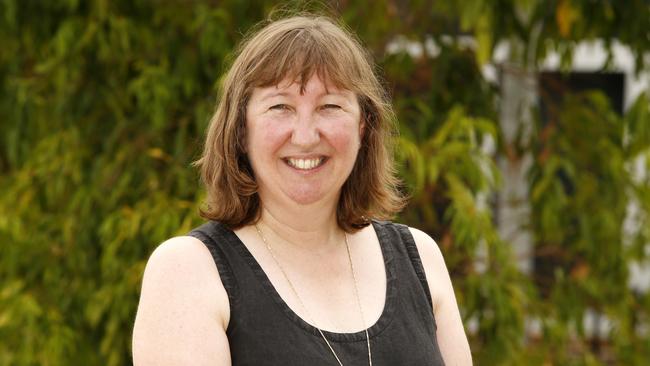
[556,0,579,38]
[529,90,650,363]
[0,1,217,364]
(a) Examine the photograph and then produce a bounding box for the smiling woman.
[246,76,362,206]
[194,14,404,232]
[132,13,472,366]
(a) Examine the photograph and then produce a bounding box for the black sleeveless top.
[188,220,445,365]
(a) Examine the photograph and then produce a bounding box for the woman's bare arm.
[409,228,473,366]
[132,236,231,366]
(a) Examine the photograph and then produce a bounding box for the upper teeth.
[287,158,323,170]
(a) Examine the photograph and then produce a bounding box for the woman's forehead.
[252,75,355,99]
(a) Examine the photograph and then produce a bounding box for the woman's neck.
[257,198,343,251]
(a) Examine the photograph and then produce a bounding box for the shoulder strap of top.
[187,221,239,304]
[376,221,434,309]
[188,220,434,311]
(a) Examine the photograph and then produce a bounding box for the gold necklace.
[254,224,372,366]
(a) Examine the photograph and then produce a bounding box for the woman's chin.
[287,193,323,206]
[284,186,329,206]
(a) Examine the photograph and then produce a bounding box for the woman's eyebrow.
[256,87,352,100]
[259,90,291,101]
[322,91,356,104]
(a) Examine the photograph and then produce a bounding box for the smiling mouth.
[284,157,327,170]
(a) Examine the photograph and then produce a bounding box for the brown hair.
[194,13,405,232]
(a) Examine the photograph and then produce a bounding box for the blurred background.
[1,0,649,365]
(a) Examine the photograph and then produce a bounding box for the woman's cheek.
[253,116,290,146]
[328,118,361,150]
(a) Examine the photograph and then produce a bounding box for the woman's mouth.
[284,157,327,170]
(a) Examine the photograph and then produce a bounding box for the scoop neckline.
[220,220,397,343]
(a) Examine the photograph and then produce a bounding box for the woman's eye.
[322,104,341,110]
[270,104,290,111]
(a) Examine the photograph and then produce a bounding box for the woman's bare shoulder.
[142,236,228,309]
[132,236,231,365]
[407,227,473,365]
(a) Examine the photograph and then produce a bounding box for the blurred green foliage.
[1,0,649,365]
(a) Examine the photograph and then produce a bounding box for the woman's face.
[245,75,363,207]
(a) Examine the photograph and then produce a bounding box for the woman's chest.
[250,231,387,333]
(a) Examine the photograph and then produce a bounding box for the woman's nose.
[290,112,320,148]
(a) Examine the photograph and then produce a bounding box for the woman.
[132,14,472,366]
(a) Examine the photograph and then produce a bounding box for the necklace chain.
[254,224,372,366]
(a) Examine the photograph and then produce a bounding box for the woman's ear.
[356,97,368,142]
[359,118,365,140]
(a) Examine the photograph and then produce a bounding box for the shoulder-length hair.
[194,14,405,232]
